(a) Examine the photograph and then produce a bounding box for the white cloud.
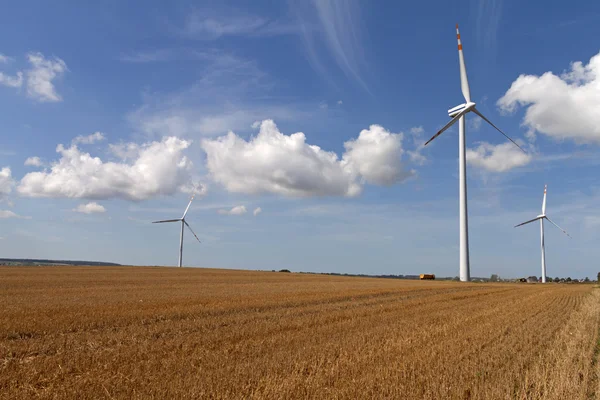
[466,142,532,172]
[319,101,328,110]
[343,124,414,186]
[498,52,600,144]
[218,205,248,215]
[18,136,194,201]
[0,54,12,63]
[24,156,42,167]
[73,132,105,145]
[73,202,106,214]
[0,210,30,219]
[253,207,262,216]
[337,100,343,105]
[0,167,14,199]
[0,71,23,88]
[26,52,67,102]
[201,119,412,198]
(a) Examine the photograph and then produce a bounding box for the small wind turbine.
[514,185,571,283]
[152,194,201,268]
[423,25,526,282]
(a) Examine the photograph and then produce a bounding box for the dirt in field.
[1,266,599,399]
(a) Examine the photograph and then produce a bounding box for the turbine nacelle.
[448,102,475,118]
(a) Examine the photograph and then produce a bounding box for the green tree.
[555,277,560,282]
[566,277,572,282]
[547,277,553,282]
[585,277,590,282]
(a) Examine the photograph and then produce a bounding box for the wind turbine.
[423,25,525,282]
[514,185,571,283]
[152,194,201,268]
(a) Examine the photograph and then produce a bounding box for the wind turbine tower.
[424,25,525,281]
[152,194,201,267]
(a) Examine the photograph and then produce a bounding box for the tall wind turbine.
[152,194,201,267]
[423,25,525,282]
[514,185,571,283]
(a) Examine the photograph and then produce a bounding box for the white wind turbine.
[514,185,571,283]
[423,25,526,282]
[152,194,201,268]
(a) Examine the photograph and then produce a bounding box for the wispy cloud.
[73,202,106,214]
[291,0,371,93]
[119,49,179,63]
[72,132,105,145]
[472,0,503,52]
[26,52,67,102]
[218,205,247,216]
[24,156,43,167]
[0,210,31,219]
[128,50,309,139]
[174,7,302,40]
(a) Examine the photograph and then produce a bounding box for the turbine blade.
[545,217,572,238]
[456,24,471,103]
[472,108,527,153]
[152,219,181,224]
[542,185,547,215]
[184,220,201,243]
[514,216,543,228]
[182,193,196,219]
[424,107,470,146]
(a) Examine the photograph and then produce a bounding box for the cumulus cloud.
[24,156,42,167]
[18,136,194,201]
[253,207,262,216]
[26,52,67,102]
[0,210,30,219]
[218,205,247,215]
[73,202,106,214]
[466,142,532,172]
[201,120,412,198]
[0,71,23,88]
[73,132,105,145]
[343,124,413,185]
[0,167,14,199]
[498,52,600,144]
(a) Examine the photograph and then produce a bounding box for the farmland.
[1,267,599,399]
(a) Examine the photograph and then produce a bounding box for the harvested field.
[1,266,599,399]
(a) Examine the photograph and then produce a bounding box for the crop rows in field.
[0,267,598,399]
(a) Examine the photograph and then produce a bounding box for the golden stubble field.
[1,266,599,399]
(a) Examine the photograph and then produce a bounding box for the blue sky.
[1,0,600,279]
